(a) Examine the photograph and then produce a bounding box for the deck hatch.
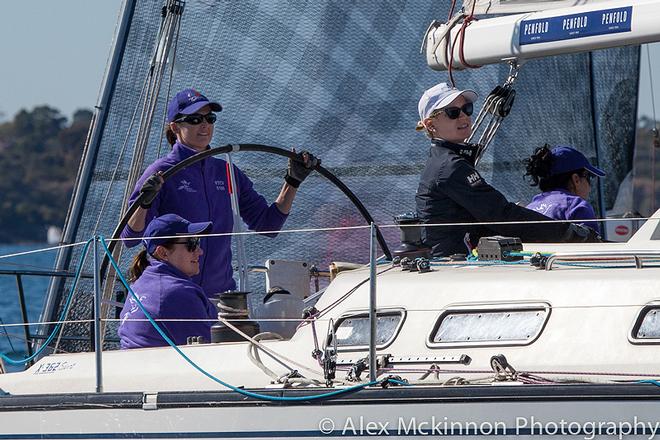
[428,303,550,348]
[331,309,405,351]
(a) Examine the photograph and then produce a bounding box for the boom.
[425,0,660,71]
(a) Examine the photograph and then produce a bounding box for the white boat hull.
[3,385,660,439]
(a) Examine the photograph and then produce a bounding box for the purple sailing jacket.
[118,258,218,349]
[526,189,600,233]
[121,142,288,297]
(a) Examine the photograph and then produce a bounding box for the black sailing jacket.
[415,139,572,256]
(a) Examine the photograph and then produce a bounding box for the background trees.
[0,107,90,243]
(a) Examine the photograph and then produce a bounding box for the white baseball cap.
[418,82,477,122]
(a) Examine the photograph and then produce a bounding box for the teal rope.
[430,260,526,267]
[638,379,660,387]
[0,239,92,365]
[100,236,400,402]
[507,251,552,257]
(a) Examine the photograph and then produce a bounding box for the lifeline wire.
[99,236,405,402]
[0,239,91,365]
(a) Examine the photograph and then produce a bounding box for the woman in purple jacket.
[118,213,217,349]
[525,145,605,233]
[121,88,317,298]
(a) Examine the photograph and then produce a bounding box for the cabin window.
[631,305,660,342]
[331,309,405,351]
[428,304,550,347]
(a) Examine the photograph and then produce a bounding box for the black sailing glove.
[139,173,164,208]
[285,150,319,188]
[564,223,602,243]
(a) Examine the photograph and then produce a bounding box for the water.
[0,244,57,364]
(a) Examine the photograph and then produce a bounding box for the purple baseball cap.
[549,145,605,177]
[167,88,222,122]
[142,214,212,255]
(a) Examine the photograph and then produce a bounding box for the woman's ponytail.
[128,249,150,282]
[165,125,177,146]
[524,144,553,187]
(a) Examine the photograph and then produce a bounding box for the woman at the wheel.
[121,88,317,298]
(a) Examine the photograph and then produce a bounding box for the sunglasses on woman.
[172,237,201,252]
[432,102,474,120]
[579,171,593,183]
[174,113,217,125]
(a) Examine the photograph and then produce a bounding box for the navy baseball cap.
[549,145,605,177]
[142,214,212,255]
[167,88,222,122]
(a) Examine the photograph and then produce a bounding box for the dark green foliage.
[0,106,90,243]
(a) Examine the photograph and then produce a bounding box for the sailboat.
[0,0,659,438]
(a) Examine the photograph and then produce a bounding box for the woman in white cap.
[414,82,599,257]
[525,144,606,233]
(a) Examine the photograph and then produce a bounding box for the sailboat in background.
[0,0,659,438]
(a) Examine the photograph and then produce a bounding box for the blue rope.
[100,236,400,402]
[638,379,660,387]
[0,239,92,365]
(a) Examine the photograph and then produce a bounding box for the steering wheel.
[102,143,392,281]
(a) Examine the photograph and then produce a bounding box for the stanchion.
[368,223,377,383]
[93,235,103,393]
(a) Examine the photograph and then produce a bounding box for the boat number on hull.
[519,6,632,45]
[33,361,76,375]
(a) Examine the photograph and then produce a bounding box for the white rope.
[2,215,655,259]
[0,241,88,260]
[218,316,324,378]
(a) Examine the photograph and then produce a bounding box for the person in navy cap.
[525,145,605,233]
[118,214,217,349]
[121,88,318,298]
[415,82,600,257]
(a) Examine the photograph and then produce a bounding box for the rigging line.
[0,260,70,272]
[647,45,659,128]
[315,266,394,321]
[0,317,17,355]
[0,241,87,260]
[1,240,91,365]
[447,0,457,21]
[157,7,182,158]
[647,45,659,213]
[104,224,373,242]
[91,69,151,233]
[99,236,402,402]
[0,319,94,328]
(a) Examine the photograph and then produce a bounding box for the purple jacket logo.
[177,179,197,193]
[215,180,226,191]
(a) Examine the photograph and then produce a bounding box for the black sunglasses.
[579,171,593,183]
[172,237,201,252]
[174,113,217,125]
[433,102,474,120]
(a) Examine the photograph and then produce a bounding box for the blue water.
[0,244,57,362]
